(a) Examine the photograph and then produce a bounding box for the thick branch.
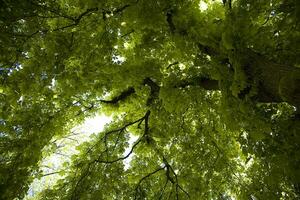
[143,78,160,105]
[166,9,176,33]
[198,78,219,90]
[175,77,219,90]
[197,43,220,57]
[114,4,131,15]
[167,61,179,69]
[99,87,135,104]
[240,49,300,107]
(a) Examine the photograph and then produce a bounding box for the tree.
[0,0,299,199]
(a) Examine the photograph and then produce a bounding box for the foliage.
[0,0,300,199]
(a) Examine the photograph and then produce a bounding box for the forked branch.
[92,110,151,164]
[134,167,166,199]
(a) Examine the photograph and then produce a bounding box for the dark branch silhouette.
[99,87,135,104]
[53,7,99,31]
[167,61,179,69]
[93,110,150,164]
[143,78,160,105]
[121,29,135,38]
[175,77,219,90]
[134,167,166,199]
[166,9,176,33]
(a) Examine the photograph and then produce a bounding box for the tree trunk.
[241,49,300,108]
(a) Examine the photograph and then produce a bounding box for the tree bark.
[241,49,300,108]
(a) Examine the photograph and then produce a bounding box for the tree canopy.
[1,0,300,199]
